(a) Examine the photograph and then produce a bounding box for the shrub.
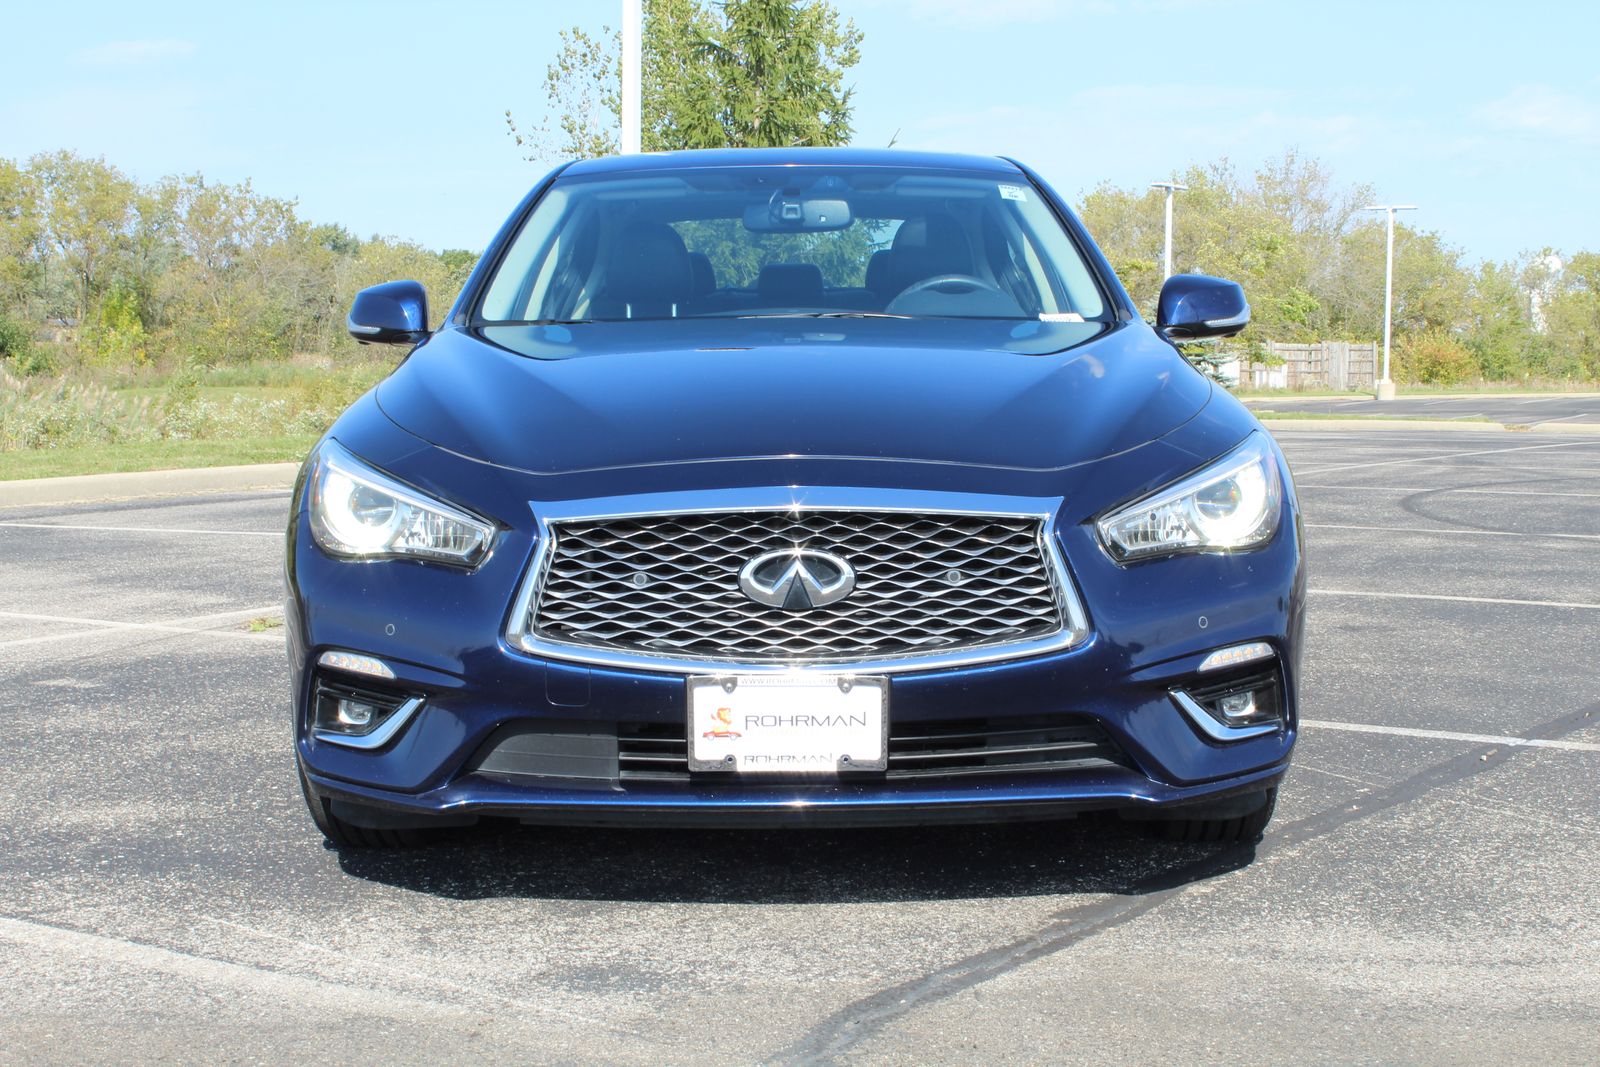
[0,311,56,376]
[92,285,149,367]
[1397,328,1477,386]
[0,379,150,450]
[158,358,207,439]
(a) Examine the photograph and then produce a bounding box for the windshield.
[476,166,1108,324]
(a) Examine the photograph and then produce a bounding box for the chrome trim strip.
[1170,691,1280,742]
[315,696,425,750]
[503,487,1092,675]
[345,317,383,336]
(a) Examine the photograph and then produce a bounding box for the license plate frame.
[686,674,888,774]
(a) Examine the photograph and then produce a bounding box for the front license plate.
[687,674,888,774]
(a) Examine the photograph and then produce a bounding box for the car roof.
[562,147,1024,177]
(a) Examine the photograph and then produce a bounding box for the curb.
[0,462,300,508]
[1258,418,1600,434]
[1259,418,1503,433]
[1524,421,1600,434]
[1242,391,1600,402]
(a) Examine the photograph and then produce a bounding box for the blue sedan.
[288,148,1305,848]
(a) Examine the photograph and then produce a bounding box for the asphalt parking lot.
[2,427,1598,1064]
[1246,392,1600,426]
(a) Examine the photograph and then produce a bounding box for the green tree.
[160,176,307,363]
[509,0,861,160]
[506,25,623,161]
[0,158,43,314]
[28,150,138,325]
[1463,261,1536,380]
[678,0,860,148]
[1077,152,1485,370]
[1541,252,1600,379]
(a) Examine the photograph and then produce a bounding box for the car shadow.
[333,816,1258,903]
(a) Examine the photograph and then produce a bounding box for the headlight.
[309,441,494,566]
[1097,432,1283,561]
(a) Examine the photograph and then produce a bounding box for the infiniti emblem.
[738,548,856,612]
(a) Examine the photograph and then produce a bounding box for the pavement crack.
[773,699,1600,1065]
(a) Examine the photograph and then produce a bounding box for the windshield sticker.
[1039,312,1085,323]
[998,184,1028,202]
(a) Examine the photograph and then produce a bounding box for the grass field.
[0,434,318,481]
[2,358,382,479]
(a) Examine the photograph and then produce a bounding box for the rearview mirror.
[743,197,852,233]
[1156,274,1250,340]
[347,280,429,345]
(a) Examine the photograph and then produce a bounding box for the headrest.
[687,251,716,296]
[607,222,693,306]
[757,263,825,304]
[890,213,974,290]
[865,249,895,293]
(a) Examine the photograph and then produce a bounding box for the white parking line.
[0,606,284,648]
[1306,522,1600,543]
[1309,588,1600,610]
[1293,440,1600,478]
[1302,719,1600,753]
[0,521,281,537]
[1298,484,1600,499]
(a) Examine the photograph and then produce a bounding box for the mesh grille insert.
[612,716,1127,783]
[528,510,1063,663]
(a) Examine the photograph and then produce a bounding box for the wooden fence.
[1233,341,1377,391]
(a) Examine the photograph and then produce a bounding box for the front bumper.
[291,566,1302,830]
[287,418,1306,830]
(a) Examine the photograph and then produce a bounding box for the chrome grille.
[525,509,1065,664]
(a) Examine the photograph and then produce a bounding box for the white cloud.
[1478,85,1598,143]
[74,39,197,67]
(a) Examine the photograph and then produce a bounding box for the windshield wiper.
[731,311,914,320]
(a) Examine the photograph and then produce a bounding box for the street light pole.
[1150,181,1187,281]
[1363,204,1417,401]
[621,0,642,154]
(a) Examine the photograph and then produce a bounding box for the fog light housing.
[1217,691,1258,721]
[312,680,424,750]
[335,697,377,728]
[1171,668,1284,741]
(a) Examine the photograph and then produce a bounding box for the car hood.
[375,319,1211,476]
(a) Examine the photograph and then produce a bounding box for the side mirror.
[1156,274,1250,340]
[347,280,429,345]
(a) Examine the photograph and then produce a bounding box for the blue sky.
[2,0,1595,264]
